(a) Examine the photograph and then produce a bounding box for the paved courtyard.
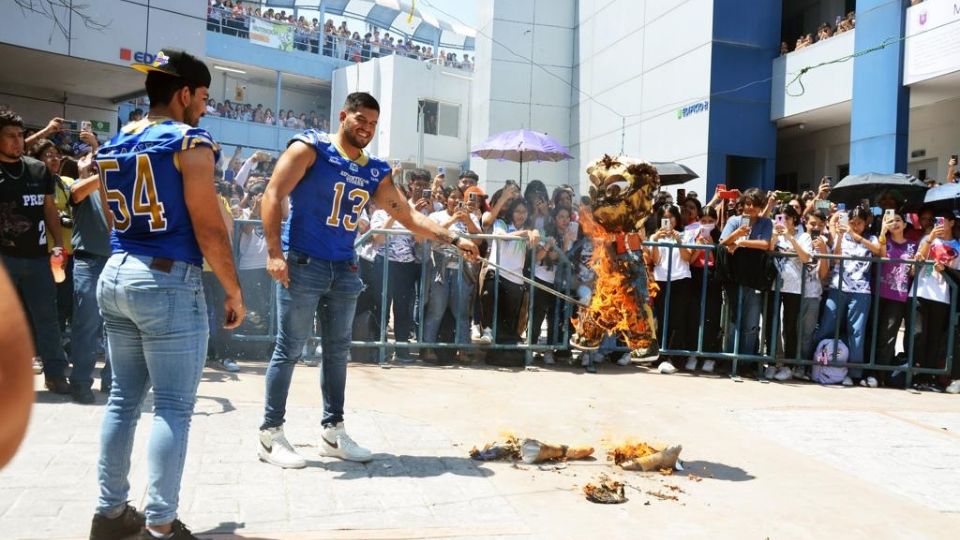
[2,358,959,539]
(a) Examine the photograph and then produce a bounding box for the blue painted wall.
[849,0,909,175]
[205,31,351,81]
[707,0,782,192]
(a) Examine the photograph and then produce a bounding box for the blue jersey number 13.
[326,181,369,231]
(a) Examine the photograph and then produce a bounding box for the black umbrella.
[922,183,960,215]
[828,172,927,208]
[651,162,699,186]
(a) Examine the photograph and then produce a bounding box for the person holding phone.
[685,206,722,372]
[645,205,693,374]
[913,213,960,393]
[812,206,882,387]
[766,205,826,380]
[422,187,481,361]
[874,211,918,384]
[719,188,774,360]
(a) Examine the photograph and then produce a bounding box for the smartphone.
[660,218,672,231]
[936,216,945,227]
[871,207,882,216]
[437,166,446,176]
[952,154,958,162]
[456,201,464,211]
[422,189,431,200]
[62,120,79,131]
[815,200,830,211]
[838,212,849,228]
[825,176,834,186]
[775,191,792,203]
[775,213,785,226]
[810,229,821,240]
[716,183,726,192]
[677,188,686,202]
[468,192,478,203]
[884,208,895,220]
[80,120,92,132]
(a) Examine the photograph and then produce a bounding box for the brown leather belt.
[149,257,175,273]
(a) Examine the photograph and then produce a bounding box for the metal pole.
[274,70,282,149]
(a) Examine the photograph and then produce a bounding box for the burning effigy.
[572,154,661,351]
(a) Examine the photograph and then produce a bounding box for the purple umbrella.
[471,129,573,189]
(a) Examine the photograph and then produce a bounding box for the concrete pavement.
[2,358,959,539]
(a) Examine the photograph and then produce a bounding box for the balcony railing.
[206,7,475,72]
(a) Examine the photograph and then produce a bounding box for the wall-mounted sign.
[904,0,960,85]
[249,17,295,51]
[119,48,159,64]
[677,100,709,120]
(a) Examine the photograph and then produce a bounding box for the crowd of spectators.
[203,99,331,131]
[6,106,959,399]
[206,0,474,70]
[781,11,856,54]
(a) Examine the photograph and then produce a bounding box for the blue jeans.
[70,253,111,390]
[814,289,871,378]
[725,286,764,356]
[1,254,67,378]
[423,267,475,345]
[262,251,363,428]
[95,253,207,527]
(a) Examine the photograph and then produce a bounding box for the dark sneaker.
[71,385,96,405]
[44,376,71,395]
[137,520,201,539]
[89,504,145,539]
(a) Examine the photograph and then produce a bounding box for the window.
[418,99,460,138]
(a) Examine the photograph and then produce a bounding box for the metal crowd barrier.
[225,219,958,388]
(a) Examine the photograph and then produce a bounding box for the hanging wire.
[420,0,960,150]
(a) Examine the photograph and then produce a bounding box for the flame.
[609,441,660,466]
[573,224,658,350]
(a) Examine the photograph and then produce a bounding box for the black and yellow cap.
[131,48,212,88]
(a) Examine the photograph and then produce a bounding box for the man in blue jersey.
[89,49,244,540]
[257,92,478,468]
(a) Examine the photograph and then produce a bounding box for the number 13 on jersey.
[326,181,368,231]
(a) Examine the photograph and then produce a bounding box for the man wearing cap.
[89,49,244,540]
[256,92,479,469]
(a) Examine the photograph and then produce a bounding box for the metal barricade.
[226,218,958,388]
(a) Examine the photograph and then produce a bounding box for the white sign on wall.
[904,0,960,85]
[248,17,295,51]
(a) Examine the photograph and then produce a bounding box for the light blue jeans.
[262,250,363,428]
[423,267,475,345]
[95,253,207,527]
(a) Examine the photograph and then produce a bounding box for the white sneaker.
[320,422,372,462]
[479,328,493,345]
[701,359,715,373]
[32,356,43,374]
[842,376,854,387]
[773,366,792,381]
[617,352,631,366]
[258,427,307,469]
[763,365,777,379]
[657,361,677,374]
[863,376,878,388]
[946,380,960,394]
[792,366,807,380]
[315,344,323,356]
[219,358,240,372]
[471,325,482,340]
[543,351,556,365]
[684,356,697,371]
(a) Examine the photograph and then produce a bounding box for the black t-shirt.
[0,156,56,258]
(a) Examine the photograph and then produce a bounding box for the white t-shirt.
[488,219,527,285]
[828,233,878,294]
[773,233,821,298]
[237,209,268,270]
[652,231,691,282]
[916,239,960,304]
